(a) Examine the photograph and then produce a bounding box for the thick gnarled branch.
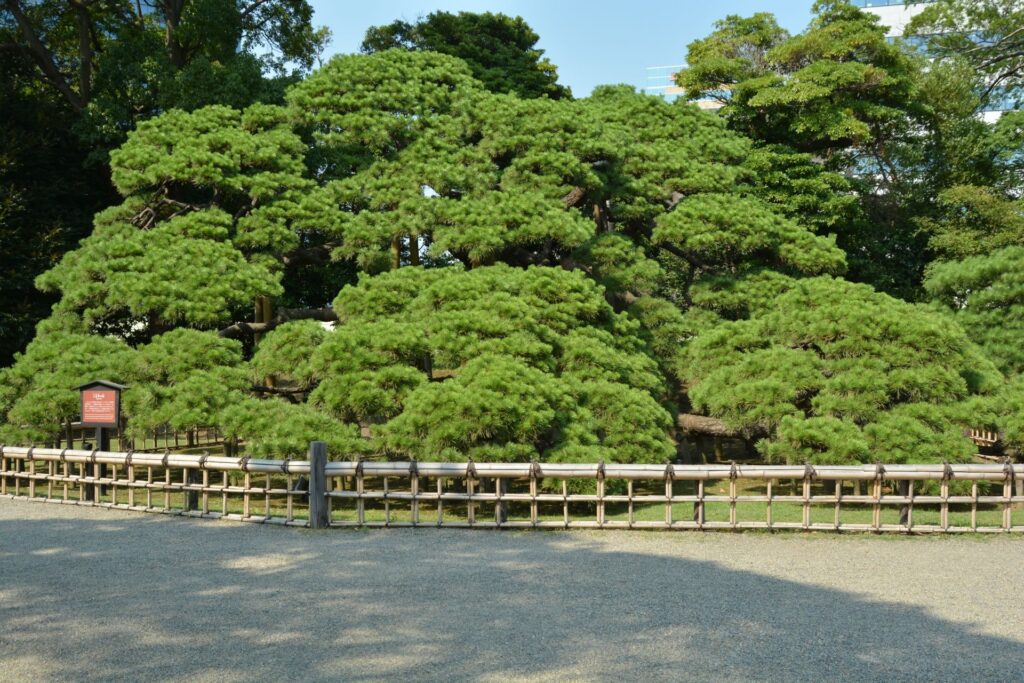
[219,307,338,339]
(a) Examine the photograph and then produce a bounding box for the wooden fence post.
[308,441,329,529]
[495,477,508,526]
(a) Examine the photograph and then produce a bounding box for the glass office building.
[643,65,725,109]
[643,65,685,103]
[852,0,934,38]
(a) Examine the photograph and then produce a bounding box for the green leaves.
[307,265,675,462]
[685,277,1000,463]
[361,12,569,100]
[926,247,1024,376]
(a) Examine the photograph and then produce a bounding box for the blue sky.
[309,1,813,97]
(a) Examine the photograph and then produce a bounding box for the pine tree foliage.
[684,278,1000,463]
[302,265,675,463]
[360,11,569,100]
[35,105,309,329]
[0,48,1006,464]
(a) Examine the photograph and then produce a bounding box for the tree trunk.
[4,0,86,111]
[390,236,401,270]
[409,235,420,266]
[70,0,94,103]
[163,0,187,68]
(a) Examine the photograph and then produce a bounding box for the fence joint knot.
[408,458,418,478]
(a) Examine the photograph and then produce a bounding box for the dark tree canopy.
[361,11,569,100]
[0,0,328,366]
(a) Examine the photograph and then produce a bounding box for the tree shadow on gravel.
[1,504,1022,682]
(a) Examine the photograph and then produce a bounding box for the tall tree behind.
[0,48,114,365]
[908,0,1024,111]
[361,11,570,100]
[680,1,935,300]
[0,0,329,365]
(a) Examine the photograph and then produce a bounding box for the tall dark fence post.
[495,477,508,526]
[898,479,910,527]
[184,462,201,512]
[308,441,328,529]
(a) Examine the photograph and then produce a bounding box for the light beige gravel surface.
[1,498,1023,682]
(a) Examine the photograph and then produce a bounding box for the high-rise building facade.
[643,65,724,108]
[851,1,933,38]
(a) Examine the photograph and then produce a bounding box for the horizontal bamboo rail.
[1,445,1022,533]
[0,446,310,526]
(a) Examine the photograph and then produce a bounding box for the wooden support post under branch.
[308,441,329,529]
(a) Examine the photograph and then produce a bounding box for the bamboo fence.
[2,444,1023,533]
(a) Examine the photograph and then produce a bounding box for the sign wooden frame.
[77,380,125,429]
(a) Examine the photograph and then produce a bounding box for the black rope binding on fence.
[355,456,364,479]
[239,455,250,473]
[1004,457,1016,486]
[199,453,209,470]
[943,461,954,481]
[596,459,605,481]
[124,449,133,468]
[664,462,675,481]
[530,459,541,480]
[804,462,816,480]
[874,461,885,479]
[59,448,67,464]
[465,457,477,481]
[408,458,418,478]
[26,446,34,462]
[279,457,289,474]
[729,461,738,480]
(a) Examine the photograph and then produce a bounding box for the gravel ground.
[1,499,1023,682]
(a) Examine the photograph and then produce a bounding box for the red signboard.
[78,381,123,428]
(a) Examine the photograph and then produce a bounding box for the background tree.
[361,11,569,100]
[681,0,937,300]
[909,0,1024,111]
[0,46,114,364]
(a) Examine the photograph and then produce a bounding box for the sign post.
[77,380,125,501]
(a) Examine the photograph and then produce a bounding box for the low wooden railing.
[1,445,1022,533]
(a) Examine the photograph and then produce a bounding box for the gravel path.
[1,499,1023,682]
